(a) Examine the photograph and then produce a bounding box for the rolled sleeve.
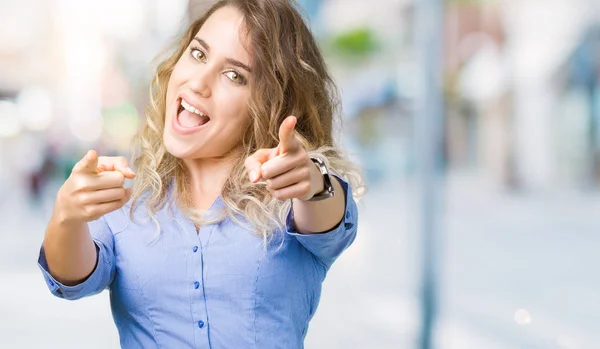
[37,217,116,300]
[286,176,358,269]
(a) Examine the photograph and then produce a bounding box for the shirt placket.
[191,224,213,348]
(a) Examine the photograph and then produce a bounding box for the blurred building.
[444,0,600,191]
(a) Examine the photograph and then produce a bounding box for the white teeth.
[181,99,205,116]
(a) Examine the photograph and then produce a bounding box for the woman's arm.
[290,165,345,234]
[41,150,132,287]
[43,214,97,286]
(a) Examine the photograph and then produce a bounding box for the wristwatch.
[307,157,335,201]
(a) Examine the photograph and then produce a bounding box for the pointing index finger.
[73,150,99,174]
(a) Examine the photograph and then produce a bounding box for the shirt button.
[345,210,350,220]
[49,280,55,287]
[194,281,200,289]
[197,320,205,328]
[193,246,198,253]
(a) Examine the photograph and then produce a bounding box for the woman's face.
[164,6,252,160]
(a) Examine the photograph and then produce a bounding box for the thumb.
[97,157,136,179]
[73,150,99,174]
[244,148,272,183]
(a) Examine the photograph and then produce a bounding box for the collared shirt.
[38,179,358,348]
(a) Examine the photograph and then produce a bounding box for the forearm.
[42,208,98,286]
[291,177,345,234]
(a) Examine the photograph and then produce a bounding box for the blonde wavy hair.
[130,0,364,241]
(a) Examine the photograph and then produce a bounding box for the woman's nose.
[187,67,213,98]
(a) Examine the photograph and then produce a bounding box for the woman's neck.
[183,155,237,210]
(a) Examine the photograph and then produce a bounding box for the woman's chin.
[163,135,193,159]
[163,141,210,162]
[163,132,237,161]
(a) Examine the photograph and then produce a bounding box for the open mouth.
[176,98,210,128]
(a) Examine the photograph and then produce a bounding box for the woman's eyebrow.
[193,37,252,73]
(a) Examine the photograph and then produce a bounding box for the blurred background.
[1,0,600,348]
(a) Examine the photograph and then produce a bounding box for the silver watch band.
[307,157,334,201]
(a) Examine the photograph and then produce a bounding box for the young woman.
[39,0,363,347]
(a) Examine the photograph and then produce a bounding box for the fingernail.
[126,167,134,174]
[249,170,258,182]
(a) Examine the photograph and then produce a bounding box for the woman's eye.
[225,71,246,84]
[190,48,206,62]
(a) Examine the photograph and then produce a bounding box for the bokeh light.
[514,309,532,325]
[0,100,22,138]
[16,87,53,132]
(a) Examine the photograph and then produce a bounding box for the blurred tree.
[330,27,379,58]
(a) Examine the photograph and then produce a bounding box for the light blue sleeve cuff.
[37,219,115,300]
[286,176,359,269]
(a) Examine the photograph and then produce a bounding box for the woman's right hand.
[54,150,136,225]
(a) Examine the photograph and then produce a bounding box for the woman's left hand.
[245,116,324,201]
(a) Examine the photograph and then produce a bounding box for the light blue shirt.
[38,178,358,348]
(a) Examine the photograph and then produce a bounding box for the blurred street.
[2,171,600,349]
